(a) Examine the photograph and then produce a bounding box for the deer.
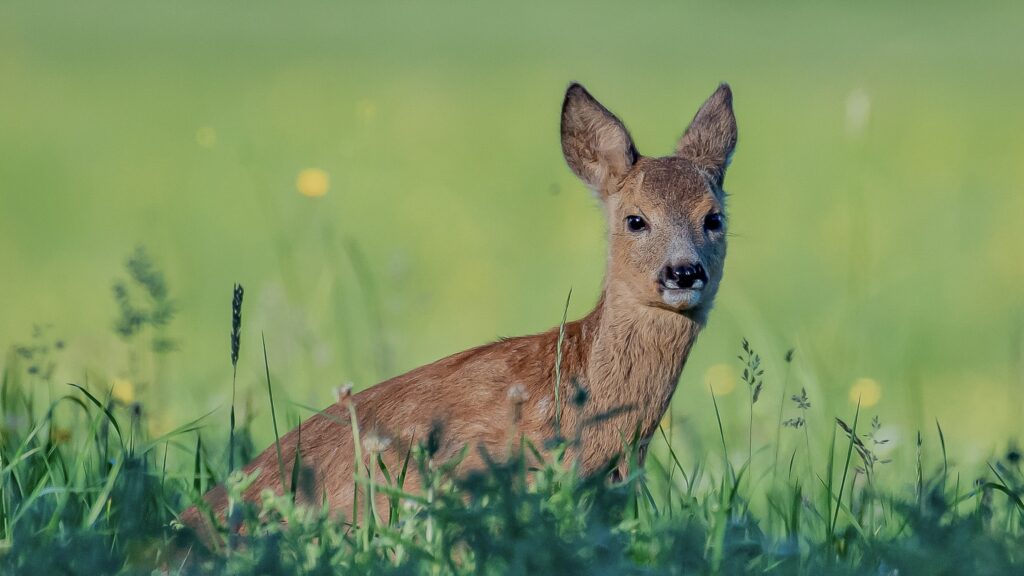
[181,81,738,543]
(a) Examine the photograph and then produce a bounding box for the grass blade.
[262,332,287,492]
[554,287,572,434]
[67,383,124,452]
[831,399,861,535]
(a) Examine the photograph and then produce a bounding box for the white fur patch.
[537,397,552,416]
[662,288,702,309]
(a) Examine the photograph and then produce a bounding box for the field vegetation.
[2,1,1023,574]
[1,258,1022,573]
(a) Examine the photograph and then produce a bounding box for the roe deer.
[181,81,738,539]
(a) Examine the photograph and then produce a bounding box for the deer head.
[560,83,737,321]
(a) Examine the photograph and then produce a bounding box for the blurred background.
[1,1,1022,472]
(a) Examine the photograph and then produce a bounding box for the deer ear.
[561,83,638,194]
[676,83,737,184]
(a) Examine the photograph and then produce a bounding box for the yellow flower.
[111,377,135,405]
[705,364,736,396]
[296,168,329,197]
[849,377,881,407]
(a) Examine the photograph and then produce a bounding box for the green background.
[2,1,1022,471]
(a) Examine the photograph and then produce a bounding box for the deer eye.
[704,213,724,232]
[625,215,647,232]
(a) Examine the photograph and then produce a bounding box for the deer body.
[183,82,738,537]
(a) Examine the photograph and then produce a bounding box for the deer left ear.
[676,84,737,185]
[561,83,638,196]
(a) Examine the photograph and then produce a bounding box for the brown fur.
[180,82,739,541]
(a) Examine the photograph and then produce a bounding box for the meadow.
[1,0,1023,573]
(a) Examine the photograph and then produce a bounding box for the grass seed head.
[333,383,354,406]
[362,430,392,454]
[230,283,244,367]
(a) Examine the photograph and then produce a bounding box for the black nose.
[662,262,708,289]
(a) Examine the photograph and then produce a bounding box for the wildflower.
[849,378,881,407]
[111,378,135,405]
[296,168,329,197]
[705,364,736,396]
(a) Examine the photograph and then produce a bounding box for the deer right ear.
[560,83,638,195]
[676,84,737,185]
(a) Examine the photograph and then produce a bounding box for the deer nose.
[661,262,708,290]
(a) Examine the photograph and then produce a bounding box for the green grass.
[2,270,1023,574]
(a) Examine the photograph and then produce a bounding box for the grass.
[1,267,1022,574]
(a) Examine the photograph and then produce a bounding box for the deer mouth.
[657,281,704,309]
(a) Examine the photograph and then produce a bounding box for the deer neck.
[577,286,703,435]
